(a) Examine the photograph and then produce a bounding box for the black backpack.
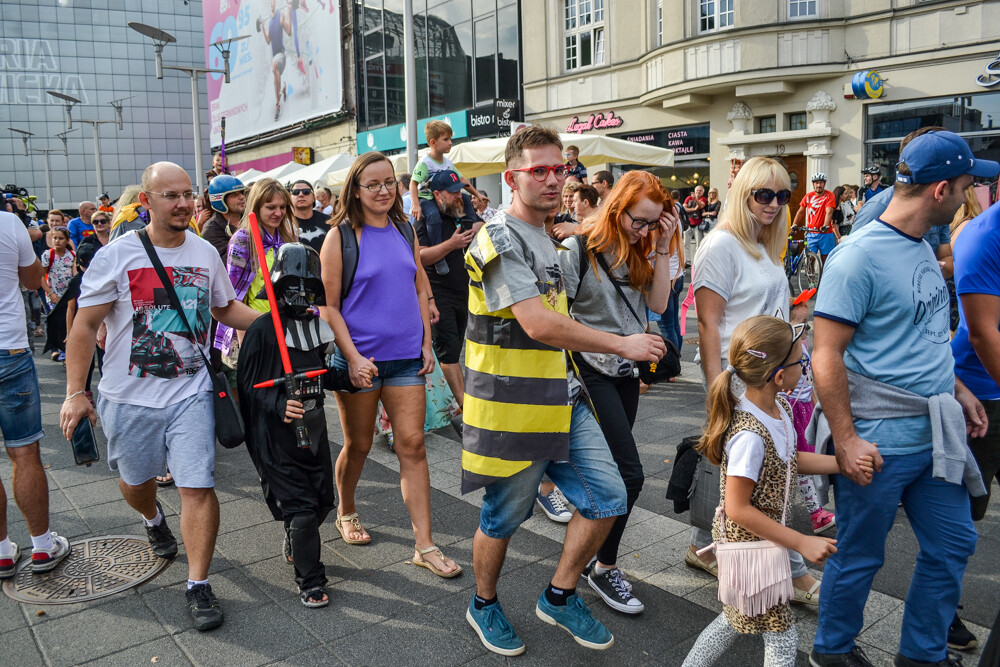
[337,219,416,303]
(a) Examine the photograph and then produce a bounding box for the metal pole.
[403,0,418,172]
[91,123,104,196]
[43,151,53,210]
[190,70,205,193]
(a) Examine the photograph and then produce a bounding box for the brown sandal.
[413,544,462,578]
[335,512,371,545]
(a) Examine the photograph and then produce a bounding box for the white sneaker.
[31,532,71,573]
[0,542,20,579]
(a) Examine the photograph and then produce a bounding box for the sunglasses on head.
[290,188,313,196]
[750,188,792,206]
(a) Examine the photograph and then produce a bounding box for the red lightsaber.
[247,212,325,448]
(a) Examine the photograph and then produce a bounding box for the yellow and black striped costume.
[461,215,575,493]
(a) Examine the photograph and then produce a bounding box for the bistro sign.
[468,98,522,137]
[565,110,625,134]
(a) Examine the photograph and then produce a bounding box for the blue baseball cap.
[895,130,999,184]
[427,170,464,193]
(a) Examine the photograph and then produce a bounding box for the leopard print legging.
[682,612,798,667]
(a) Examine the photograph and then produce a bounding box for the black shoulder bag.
[592,251,681,384]
[137,229,245,448]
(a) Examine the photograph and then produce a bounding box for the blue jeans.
[814,449,977,662]
[479,401,628,539]
[0,349,44,448]
[331,353,424,393]
[660,273,685,353]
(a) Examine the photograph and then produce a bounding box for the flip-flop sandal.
[335,512,371,545]
[300,587,329,608]
[155,473,174,487]
[413,545,463,579]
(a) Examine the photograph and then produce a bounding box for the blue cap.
[895,131,1000,185]
[427,170,464,193]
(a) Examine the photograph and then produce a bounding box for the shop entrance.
[780,154,807,235]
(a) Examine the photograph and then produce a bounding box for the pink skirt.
[791,400,815,453]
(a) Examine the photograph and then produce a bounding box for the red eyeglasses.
[508,165,569,182]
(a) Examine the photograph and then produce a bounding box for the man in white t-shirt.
[0,211,73,578]
[60,163,263,632]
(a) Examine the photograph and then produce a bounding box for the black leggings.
[573,354,642,566]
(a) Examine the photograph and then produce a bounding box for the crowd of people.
[1,121,998,666]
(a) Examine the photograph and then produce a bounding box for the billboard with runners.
[203,0,344,146]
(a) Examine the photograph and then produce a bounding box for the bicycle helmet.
[811,172,828,182]
[862,164,880,175]
[208,174,245,214]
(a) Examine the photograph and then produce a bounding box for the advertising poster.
[203,0,344,146]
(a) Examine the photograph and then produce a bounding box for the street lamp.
[9,127,76,210]
[129,22,248,193]
[45,91,127,197]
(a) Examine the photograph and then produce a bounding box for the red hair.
[578,171,672,291]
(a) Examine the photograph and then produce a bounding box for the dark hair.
[593,170,614,186]
[330,152,407,228]
[575,184,600,207]
[505,126,563,169]
[397,173,411,189]
[320,187,332,197]
[290,179,313,191]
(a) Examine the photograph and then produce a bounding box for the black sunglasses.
[290,188,313,196]
[751,188,792,206]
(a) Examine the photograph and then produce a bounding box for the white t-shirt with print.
[724,397,795,482]
[692,230,789,364]
[0,213,37,349]
[78,231,236,408]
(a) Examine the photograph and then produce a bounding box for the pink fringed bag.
[697,419,794,618]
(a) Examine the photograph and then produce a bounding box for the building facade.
[521,0,1000,213]
[1,0,211,210]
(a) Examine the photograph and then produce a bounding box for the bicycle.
[783,225,823,292]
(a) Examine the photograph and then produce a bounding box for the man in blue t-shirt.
[858,164,886,208]
[67,200,96,247]
[809,131,998,667]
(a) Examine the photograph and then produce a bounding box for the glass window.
[475,16,497,103]
[758,116,777,133]
[699,0,734,33]
[787,112,807,130]
[497,4,520,100]
[789,0,817,18]
[656,1,663,47]
[365,55,387,127]
[564,0,605,71]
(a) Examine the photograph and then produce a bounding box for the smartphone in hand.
[71,418,100,467]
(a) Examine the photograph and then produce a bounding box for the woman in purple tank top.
[320,153,461,578]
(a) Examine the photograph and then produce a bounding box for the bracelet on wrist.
[428,297,435,301]
[65,390,86,402]
[655,250,671,256]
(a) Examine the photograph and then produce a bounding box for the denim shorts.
[98,391,216,488]
[479,401,628,539]
[331,353,424,393]
[0,349,44,448]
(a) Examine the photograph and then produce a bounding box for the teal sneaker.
[466,598,525,656]
[535,591,614,650]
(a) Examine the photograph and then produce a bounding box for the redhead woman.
[319,152,461,578]
[559,170,679,614]
[686,156,822,606]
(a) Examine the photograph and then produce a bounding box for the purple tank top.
[341,223,423,360]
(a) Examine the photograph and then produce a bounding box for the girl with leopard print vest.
[683,315,875,667]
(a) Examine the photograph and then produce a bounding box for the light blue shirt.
[814,220,955,454]
[851,186,951,251]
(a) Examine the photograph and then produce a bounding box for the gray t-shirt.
[559,234,646,336]
[475,211,580,396]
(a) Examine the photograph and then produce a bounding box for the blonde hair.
[951,184,983,233]
[720,157,790,264]
[424,120,453,142]
[697,315,794,465]
[112,185,142,226]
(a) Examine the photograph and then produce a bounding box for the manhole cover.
[2,535,170,605]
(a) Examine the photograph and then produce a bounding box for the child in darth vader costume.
[236,243,336,608]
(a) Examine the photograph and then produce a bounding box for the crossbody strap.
[137,229,213,372]
[592,251,645,330]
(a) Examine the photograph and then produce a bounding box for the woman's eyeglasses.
[624,210,659,232]
[359,180,398,193]
[750,188,792,206]
[508,165,569,182]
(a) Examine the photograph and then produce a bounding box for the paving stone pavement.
[1,337,997,666]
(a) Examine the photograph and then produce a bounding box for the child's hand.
[412,206,422,221]
[856,453,876,480]
[284,399,304,423]
[797,535,838,564]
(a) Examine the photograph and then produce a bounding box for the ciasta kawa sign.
[565,110,624,134]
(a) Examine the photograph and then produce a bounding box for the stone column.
[803,90,836,178]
